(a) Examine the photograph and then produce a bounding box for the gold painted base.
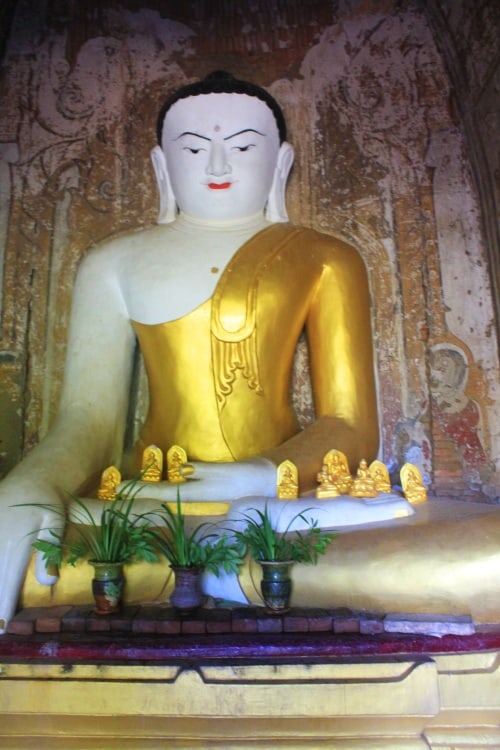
[0,651,498,748]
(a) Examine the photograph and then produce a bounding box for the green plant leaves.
[18,485,333,579]
[147,490,245,576]
[16,481,161,567]
[234,505,335,563]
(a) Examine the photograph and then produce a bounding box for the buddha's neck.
[174,211,270,237]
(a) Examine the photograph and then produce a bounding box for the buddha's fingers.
[181,457,277,499]
[0,531,35,633]
[0,497,63,631]
[34,506,61,585]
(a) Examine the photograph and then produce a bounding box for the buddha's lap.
[20,500,500,623]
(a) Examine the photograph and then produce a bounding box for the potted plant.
[148,491,245,615]
[20,481,160,615]
[234,505,335,614]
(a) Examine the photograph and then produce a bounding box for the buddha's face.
[162,93,281,220]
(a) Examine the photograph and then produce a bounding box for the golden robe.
[132,223,378,490]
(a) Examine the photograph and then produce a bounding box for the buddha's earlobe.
[151,145,177,224]
[265,141,294,223]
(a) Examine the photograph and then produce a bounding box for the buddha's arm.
[262,239,379,491]
[55,250,136,485]
[8,248,135,496]
[0,248,135,631]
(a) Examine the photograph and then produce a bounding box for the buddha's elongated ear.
[265,141,294,223]
[150,145,177,224]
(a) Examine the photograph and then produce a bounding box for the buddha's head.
[152,71,294,223]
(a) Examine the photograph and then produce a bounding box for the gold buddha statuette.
[369,459,392,493]
[316,449,353,497]
[167,445,193,483]
[349,459,379,498]
[400,463,427,504]
[316,464,340,498]
[277,460,299,499]
[141,445,163,482]
[97,465,122,501]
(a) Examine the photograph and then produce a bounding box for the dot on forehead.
[163,93,281,144]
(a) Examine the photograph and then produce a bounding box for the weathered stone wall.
[426,0,500,327]
[423,0,500,498]
[0,0,498,499]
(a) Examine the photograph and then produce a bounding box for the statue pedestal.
[0,616,499,748]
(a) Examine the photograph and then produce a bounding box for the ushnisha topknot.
[157,70,287,144]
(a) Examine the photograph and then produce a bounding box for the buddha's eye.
[183,147,205,154]
[231,144,256,152]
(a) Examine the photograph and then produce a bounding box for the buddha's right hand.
[0,479,62,633]
[124,457,277,502]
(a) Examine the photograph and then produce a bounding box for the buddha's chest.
[121,224,323,327]
[122,253,232,324]
[121,226,271,324]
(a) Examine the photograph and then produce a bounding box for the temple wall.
[0,0,498,500]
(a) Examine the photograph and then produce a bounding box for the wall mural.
[0,1,498,499]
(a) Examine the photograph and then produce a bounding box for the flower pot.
[259,560,294,614]
[170,566,205,615]
[90,561,125,615]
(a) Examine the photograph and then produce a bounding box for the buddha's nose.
[206,141,232,177]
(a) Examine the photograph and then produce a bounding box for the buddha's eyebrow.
[175,131,211,141]
[224,128,265,140]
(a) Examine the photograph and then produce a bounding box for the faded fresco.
[0,0,498,499]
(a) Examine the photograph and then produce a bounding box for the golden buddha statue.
[97,466,121,501]
[277,460,299,500]
[369,459,392,493]
[2,72,500,631]
[141,445,163,483]
[166,446,189,484]
[350,459,379,498]
[315,449,351,498]
[400,463,427,504]
[316,462,341,498]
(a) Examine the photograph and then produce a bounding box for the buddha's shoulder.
[78,225,174,268]
[286,224,366,266]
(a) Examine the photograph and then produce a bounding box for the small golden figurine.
[400,463,427,504]
[323,450,352,495]
[350,459,379,498]
[97,465,121,501]
[316,463,340,498]
[167,445,193,483]
[141,445,163,482]
[369,459,392,493]
[277,460,299,499]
